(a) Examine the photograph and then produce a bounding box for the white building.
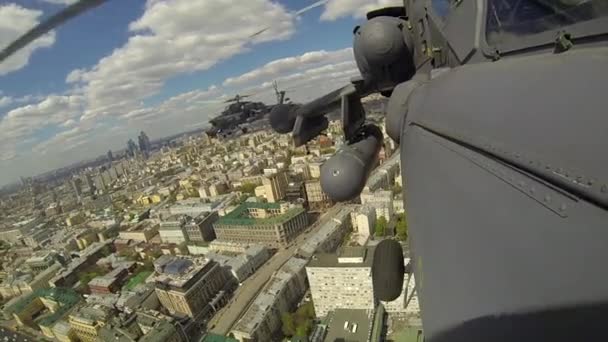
[158,216,188,244]
[306,247,375,318]
[360,190,394,222]
[350,206,376,242]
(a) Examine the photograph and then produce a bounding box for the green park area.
[124,270,153,291]
[391,327,424,342]
[281,301,316,339]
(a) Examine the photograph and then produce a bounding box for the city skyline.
[0,0,402,187]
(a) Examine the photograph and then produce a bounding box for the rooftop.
[324,309,374,342]
[5,287,81,327]
[233,258,306,334]
[217,202,304,227]
[70,304,112,324]
[148,256,213,289]
[308,247,374,268]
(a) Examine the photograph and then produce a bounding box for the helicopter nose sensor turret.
[353,15,415,93]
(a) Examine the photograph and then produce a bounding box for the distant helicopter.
[3,1,608,341]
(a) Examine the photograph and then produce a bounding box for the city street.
[0,327,32,342]
[208,205,342,335]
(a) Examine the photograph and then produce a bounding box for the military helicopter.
[3,1,608,341]
[267,1,608,341]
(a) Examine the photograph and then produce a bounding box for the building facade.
[306,247,375,318]
[159,216,189,244]
[262,172,288,203]
[184,211,219,243]
[231,258,308,342]
[212,202,308,248]
[68,305,112,342]
[152,257,232,319]
[305,180,331,210]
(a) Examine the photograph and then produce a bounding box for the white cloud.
[0,96,12,108]
[0,94,84,165]
[5,94,83,129]
[0,4,55,75]
[320,0,403,21]
[68,0,295,121]
[33,124,94,155]
[223,48,353,87]
[223,47,359,104]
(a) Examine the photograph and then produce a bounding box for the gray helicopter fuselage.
[399,1,608,340]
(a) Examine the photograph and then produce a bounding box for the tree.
[392,183,403,195]
[396,213,408,241]
[281,313,296,336]
[375,216,387,237]
[295,324,310,337]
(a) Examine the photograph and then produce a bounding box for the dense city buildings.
[0,112,415,342]
[212,202,308,248]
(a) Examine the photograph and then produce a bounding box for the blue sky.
[0,0,401,186]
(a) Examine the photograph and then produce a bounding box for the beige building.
[308,162,323,179]
[0,227,23,243]
[151,257,231,319]
[119,220,159,242]
[213,202,308,248]
[0,263,61,300]
[306,247,375,318]
[305,180,331,209]
[262,172,288,203]
[6,288,80,338]
[68,305,112,342]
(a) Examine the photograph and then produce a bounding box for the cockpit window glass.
[487,0,608,45]
[431,0,452,20]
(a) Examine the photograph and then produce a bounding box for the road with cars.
[0,327,32,342]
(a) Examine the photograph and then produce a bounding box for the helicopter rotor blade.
[0,0,109,63]
[248,0,328,40]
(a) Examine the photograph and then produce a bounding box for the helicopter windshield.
[486,0,608,45]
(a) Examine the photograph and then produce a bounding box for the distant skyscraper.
[107,150,113,162]
[138,131,151,158]
[127,139,137,158]
[70,178,82,199]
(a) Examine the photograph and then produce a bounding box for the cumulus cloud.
[223,47,359,104]
[321,0,403,21]
[68,0,295,121]
[0,96,12,108]
[33,124,94,155]
[0,4,55,75]
[5,94,84,131]
[223,48,353,87]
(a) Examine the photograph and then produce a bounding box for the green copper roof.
[216,202,305,227]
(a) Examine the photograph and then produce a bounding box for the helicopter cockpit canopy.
[487,0,608,45]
